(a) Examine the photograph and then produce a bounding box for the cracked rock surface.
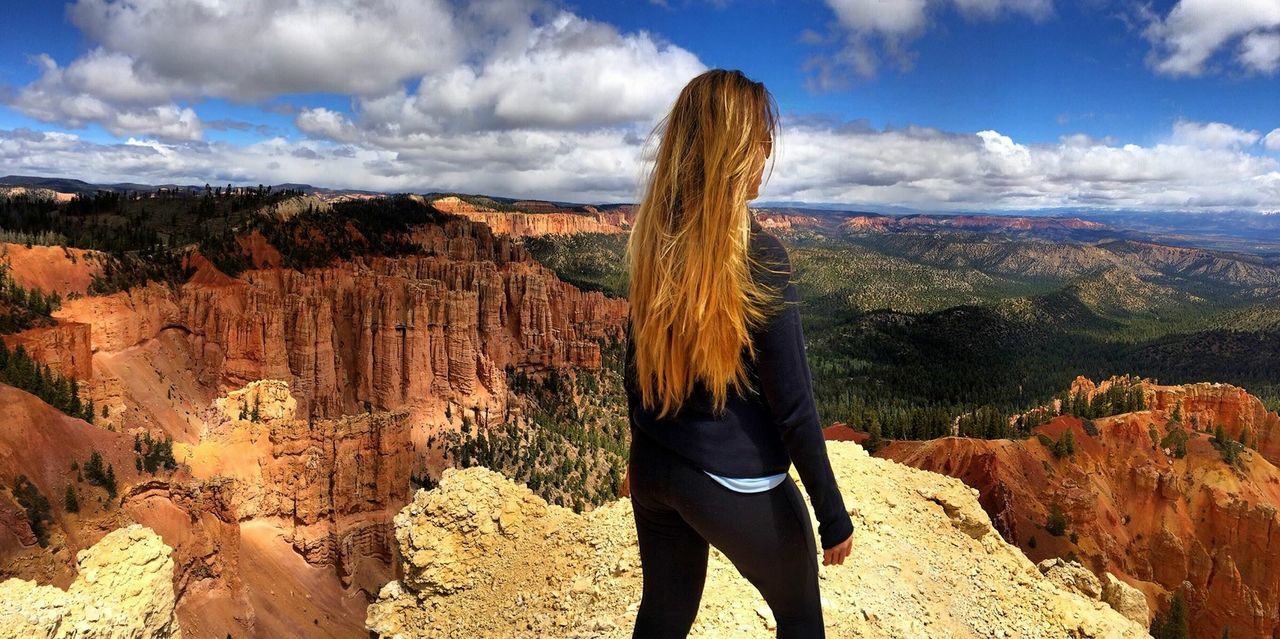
[367,441,1149,638]
[0,524,181,639]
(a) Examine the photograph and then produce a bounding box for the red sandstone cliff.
[866,378,1280,639]
[0,383,140,580]
[1,321,92,381]
[0,243,101,297]
[44,217,626,439]
[431,195,627,237]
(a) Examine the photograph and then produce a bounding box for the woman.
[623,68,854,639]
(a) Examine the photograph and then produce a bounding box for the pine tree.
[1046,504,1068,536]
[64,484,79,513]
[104,464,117,500]
[865,415,883,454]
[1150,590,1191,639]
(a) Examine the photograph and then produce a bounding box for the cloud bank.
[5,118,1278,212]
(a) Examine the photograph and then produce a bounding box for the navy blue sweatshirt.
[624,216,855,551]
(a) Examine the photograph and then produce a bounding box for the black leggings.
[627,429,825,638]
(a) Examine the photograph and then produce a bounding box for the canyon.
[0,199,628,636]
[4,191,1280,638]
[865,376,1280,639]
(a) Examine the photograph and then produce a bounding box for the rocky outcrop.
[753,211,824,231]
[431,195,626,237]
[1145,381,1280,465]
[0,524,180,639]
[1038,557,1103,599]
[2,321,93,381]
[1036,559,1149,628]
[1102,573,1151,628]
[367,441,1147,638]
[877,378,1280,639]
[0,187,61,202]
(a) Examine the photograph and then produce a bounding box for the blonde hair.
[625,69,782,420]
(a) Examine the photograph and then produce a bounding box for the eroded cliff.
[878,377,1280,638]
[431,195,627,237]
[50,217,626,436]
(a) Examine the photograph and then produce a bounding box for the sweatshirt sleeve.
[749,233,855,551]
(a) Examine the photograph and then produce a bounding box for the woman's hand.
[823,533,852,566]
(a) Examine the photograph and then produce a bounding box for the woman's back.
[623,68,852,638]
[625,213,853,552]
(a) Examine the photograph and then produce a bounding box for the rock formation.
[0,243,101,297]
[51,218,627,434]
[1144,380,1280,465]
[367,441,1147,638]
[183,379,412,593]
[431,195,627,237]
[2,209,629,637]
[0,524,181,639]
[1,321,93,381]
[1036,558,1149,627]
[877,377,1280,638]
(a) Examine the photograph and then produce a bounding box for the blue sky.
[1,0,1278,211]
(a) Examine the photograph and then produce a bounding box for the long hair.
[625,69,782,420]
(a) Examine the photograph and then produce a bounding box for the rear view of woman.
[623,69,855,638]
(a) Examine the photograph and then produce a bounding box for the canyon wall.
[47,217,627,434]
[0,243,101,297]
[431,195,627,237]
[876,378,1280,639]
[1,321,92,381]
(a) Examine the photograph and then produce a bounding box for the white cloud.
[1170,119,1261,149]
[296,108,362,144]
[65,0,467,100]
[1264,128,1280,152]
[301,10,704,140]
[1142,0,1280,76]
[12,53,203,141]
[825,0,1048,35]
[1239,31,1280,73]
[827,0,931,35]
[755,118,1280,211]
[807,0,1051,86]
[10,0,703,144]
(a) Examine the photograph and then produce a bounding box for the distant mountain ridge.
[0,175,382,197]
